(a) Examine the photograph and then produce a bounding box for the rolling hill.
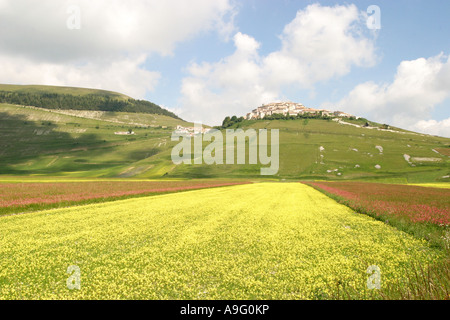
[0,84,179,118]
[0,84,449,182]
[168,118,450,182]
[0,84,131,99]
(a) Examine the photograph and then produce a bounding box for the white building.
[175,125,211,136]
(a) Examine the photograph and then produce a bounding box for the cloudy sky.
[0,0,449,137]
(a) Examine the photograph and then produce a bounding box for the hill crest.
[0,84,180,119]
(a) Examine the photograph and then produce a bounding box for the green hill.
[0,84,179,118]
[0,102,193,178]
[0,84,131,99]
[0,85,449,182]
[1,103,449,182]
[158,118,449,182]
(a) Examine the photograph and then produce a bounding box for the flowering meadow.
[303,181,450,254]
[0,183,444,299]
[0,180,248,216]
[304,181,450,225]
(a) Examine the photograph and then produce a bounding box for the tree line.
[220,112,354,128]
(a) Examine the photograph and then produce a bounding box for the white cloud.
[331,53,450,137]
[0,0,7,10]
[411,118,450,138]
[0,53,160,99]
[0,0,235,60]
[179,32,279,125]
[264,3,376,87]
[180,40,278,125]
[0,0,235,98]
[180,4,378,124]
[159,103,184,117]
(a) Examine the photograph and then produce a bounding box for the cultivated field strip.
[0,183,442,299]
[0,180,249,216]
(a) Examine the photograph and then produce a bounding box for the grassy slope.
[0,83,180,118]
[0,84,130,100]
[0,103,192,178]
[166,119,450,182]
[1,101,449,181]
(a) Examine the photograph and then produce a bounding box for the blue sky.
[0,0,449,136]
[148,0,450,126]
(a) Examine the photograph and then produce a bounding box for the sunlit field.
[0,183,444,300]
[304,181,450,250]
[304,181,450,225]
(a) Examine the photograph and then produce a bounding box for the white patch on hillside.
[411,157,442,162]
[404,154,411,164]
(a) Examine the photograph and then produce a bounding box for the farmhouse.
[333,111,353,118]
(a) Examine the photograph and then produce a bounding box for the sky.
[0,0,449,137]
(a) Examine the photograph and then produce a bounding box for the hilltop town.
[246,102,355,120]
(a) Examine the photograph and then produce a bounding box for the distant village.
[175,125,211,136]
[246,102,355,120]
[175,101,358,135]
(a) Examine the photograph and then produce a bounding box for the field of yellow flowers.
[0,183,444,299]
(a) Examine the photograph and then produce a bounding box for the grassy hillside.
[0,103,192,177]
[0,84,179,118]
[0,84,130,99]
[167,118,450,182]
[1,102,449,181]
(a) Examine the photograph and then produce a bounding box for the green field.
[0,183,445,300]
[1,100,449,181]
